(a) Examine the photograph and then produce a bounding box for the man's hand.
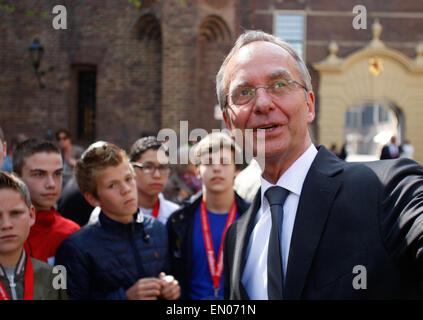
[159,272,180,300]
[126,277,162,300]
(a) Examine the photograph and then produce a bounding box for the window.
[362,106,375,126]
[275,13,305,58]
[75,67,96,140]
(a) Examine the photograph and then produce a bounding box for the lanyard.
[0,250,33,300]
[200,197,237,295]
[152,199,160,219]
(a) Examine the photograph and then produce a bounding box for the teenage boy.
[167,132,250,299]
[0,171,66,299]
[87,136,180,225]
[55,141,180,300]
[13,139,80,265]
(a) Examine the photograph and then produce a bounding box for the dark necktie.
[265,186,289,300]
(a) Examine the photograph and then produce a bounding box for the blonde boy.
[56,141,180,300]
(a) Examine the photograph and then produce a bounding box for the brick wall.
[1,0,422,151]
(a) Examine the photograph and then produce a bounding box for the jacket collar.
[233,145,344,299]
[284,146,343,299]
[33,208,57,228]
[0,249,27,278]
[177,191,250,219]
[98,208,143,231]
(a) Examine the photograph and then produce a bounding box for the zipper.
[129,223,147,279]
[8,274,18,300]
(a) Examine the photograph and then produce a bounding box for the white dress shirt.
[388,143,399,158]
[241,144,318,299]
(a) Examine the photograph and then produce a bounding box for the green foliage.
[25,10,35,17]
[0,3,53,19]
[0,4,15,13]
[128,0,142,8]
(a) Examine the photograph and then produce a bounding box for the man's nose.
[252,87,275,114]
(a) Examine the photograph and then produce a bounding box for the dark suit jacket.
[380,144,403,160]
[167,192,250,299]
[223,146,423,299]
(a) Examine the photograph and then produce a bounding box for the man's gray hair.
[216,30,312,112]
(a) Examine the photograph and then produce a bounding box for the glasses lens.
[158,165,170,174]
[231,87,254,106]
[142,164,154,174]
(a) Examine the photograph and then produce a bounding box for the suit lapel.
[232,189,261,299]
[284,147,343,299]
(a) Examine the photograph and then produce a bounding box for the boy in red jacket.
[13,139,80,265]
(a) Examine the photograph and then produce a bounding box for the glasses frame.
[131,162,171,175]
[226,78,308,109]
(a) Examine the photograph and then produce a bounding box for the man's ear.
[83,192,101,208]
[305,91,316,124]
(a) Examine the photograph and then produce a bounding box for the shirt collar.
[99,208,144,230]
[0,249,26,278]
[260,144,318,207]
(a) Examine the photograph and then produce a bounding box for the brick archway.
[194,15,232,131]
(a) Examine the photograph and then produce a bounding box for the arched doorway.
[132,13,162,136]
[195,15,231,131]
[314,20,423,163]
[343,100,404,161]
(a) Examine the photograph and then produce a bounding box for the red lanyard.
[200,197,237,292]
[0,250,34,300]
[152,199,160,219]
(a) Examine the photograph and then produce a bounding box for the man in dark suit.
[380,135,403,159]
[217,30,423,299]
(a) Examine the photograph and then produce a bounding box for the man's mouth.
[256,124,279,132]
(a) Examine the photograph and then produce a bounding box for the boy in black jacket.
[56,141,180,300]
[167,132,250,299]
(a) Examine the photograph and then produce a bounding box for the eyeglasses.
[131,162,171,175]
[57,136,68,141]
[226,78,307,108]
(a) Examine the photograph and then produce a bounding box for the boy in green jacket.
[0,171,65,300]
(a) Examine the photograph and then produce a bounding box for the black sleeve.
[223,223,235,300]
[375,158,423,278]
